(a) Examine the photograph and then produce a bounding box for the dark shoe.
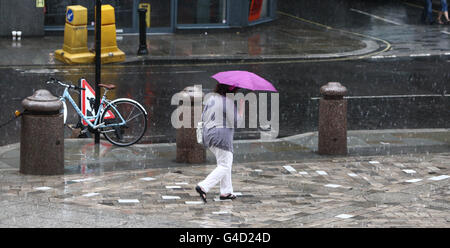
[195,186,207,203]
[219,193,237,200]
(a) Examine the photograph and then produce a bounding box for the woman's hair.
[214,83,239,96]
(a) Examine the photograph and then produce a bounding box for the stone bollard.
[20,90,64,175]
[176,86,206,163]
[318,82,348,155]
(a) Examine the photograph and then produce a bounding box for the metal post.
[95,0,102,144]
[137,8,148,55]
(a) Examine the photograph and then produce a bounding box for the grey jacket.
[202,94,241,153]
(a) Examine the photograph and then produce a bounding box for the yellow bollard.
[99,4,125,64]
[54,5,94,64]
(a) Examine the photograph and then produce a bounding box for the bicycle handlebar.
[46,78,86,91]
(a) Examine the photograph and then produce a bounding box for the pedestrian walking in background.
[195,83,244,203]
[437,0,450,24]
[422,0,434,24]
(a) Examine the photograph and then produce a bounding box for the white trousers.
[198,146,233,195]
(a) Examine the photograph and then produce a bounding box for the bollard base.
[20,113,64,175]
[176,148,206,164]
[100,49,126,64]
[137,45,148,56]
[54,49,95,64]
[318,99,348,155]
[176,127,206,164]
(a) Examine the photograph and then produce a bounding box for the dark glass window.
[144,0,171,27]
[177,0,227,25]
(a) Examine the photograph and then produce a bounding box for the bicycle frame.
[60,87,126,130]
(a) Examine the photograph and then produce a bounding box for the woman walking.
[437,0,450,24]
[195,83,243,203]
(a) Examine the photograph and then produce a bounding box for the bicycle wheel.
[100,100,147,146]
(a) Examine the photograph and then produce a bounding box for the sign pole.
[94,0,102,145]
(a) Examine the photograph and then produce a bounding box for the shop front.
[43,0,277,33]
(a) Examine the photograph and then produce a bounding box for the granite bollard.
[318,82,348,155]
[176,86,206,163]
[20,89,64,175]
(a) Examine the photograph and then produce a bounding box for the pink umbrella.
[211,70,277,92]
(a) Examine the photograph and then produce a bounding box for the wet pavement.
[0,0,449,227]
[0,129,449,227]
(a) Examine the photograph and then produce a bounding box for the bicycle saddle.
[98,83,116,90]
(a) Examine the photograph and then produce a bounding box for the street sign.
[66,9,74,23]
[80,78,114,126]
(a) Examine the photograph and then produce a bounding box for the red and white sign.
[80,78,115,126]
[248,0,263,22]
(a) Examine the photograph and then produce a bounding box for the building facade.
[0,0,277,36]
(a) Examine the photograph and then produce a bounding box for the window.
[177,0,227,25]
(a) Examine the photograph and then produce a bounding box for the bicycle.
[46,77,148,147]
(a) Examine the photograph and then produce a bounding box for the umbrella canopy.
[211,71,277,92]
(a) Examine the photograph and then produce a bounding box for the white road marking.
[140,177,156,181]
[316,170,328,176]
[311,94,450,100]
[325,184,342,188]
[335,214,354,219]
[405,179,422,183]
[212,211,230,215]
[428,175,450,181]
[82,192,100,197]
[34,187,52,191]
[410,53,431,57]
[185,201,204,205]
[118,199,139,203]
[162,195,181,200]
[349,8,402,25]
[371,55,397,59]
[283,165,297,173]
[166,185,182,189]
